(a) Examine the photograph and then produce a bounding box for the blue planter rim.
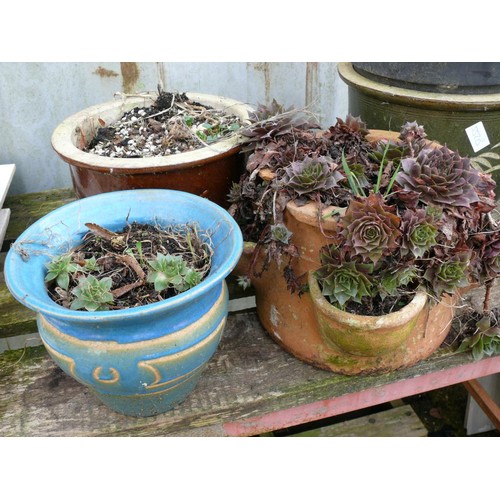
[5,189,243,323]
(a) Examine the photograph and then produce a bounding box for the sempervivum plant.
[400,209,438,258]
[280,155,343,199]
[396,146,480,208]
[314,247,373,307]
[240,99,317,147]
[341,193,401,264]
[398,121,428,156]
[423,252,471,297]
[229,98,500,316]
[326,115,372,166]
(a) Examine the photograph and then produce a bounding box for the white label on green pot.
[465,122,490,152]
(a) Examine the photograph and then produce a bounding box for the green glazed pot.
[338,62,500,197]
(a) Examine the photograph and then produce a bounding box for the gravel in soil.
[85,90,243,158]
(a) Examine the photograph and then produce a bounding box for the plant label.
[465,122,490,153]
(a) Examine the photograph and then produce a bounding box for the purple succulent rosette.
[396,146,480,208]
[341,193,401,264]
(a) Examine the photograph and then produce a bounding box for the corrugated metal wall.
[0,62,348,195]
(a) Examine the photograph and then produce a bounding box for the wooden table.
[1,189,499,437]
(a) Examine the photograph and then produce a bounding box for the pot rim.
[51,92,254,173]
[338,62,500,110]
[5,189,243,323]
[308,271,428,329]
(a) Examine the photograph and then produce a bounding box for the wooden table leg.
[463,379,500,430]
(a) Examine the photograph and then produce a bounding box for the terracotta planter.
[234,130,460,375]
[51,92,253,207]
[234,215,459,375]
[308,274,428,357]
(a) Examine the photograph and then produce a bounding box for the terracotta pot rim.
[308,272,428,329]
[338,62,500,109]
[285,200,345,231]
[51,92,253,173]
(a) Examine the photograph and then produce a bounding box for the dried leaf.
[111,280,144,299]
[85,223,118,240]
[148,118,163,132]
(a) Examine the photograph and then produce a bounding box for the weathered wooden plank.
[0,250,37,340]
[2,188,75,250]
[288,405,428,437]
[1,310,499,437]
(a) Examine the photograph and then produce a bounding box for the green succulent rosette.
[281,155,343,197]
[423,252,470,297]
[315,247,373,308]
[400,209,438,258]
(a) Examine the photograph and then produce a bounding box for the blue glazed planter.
[5,189,243,417]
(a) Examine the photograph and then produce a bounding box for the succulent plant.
[82,256,101,272]
[367,139,405,174]
[315,246,373,307]
[470,230,500,281]
[346,162,370,189]
[229,101,500,315]
[45,253,79,291]
[423,252,470,297]
[398,121,428,155]
[378,265,418,300]
[457,314,500,361]
[270,223,293,244]
[281,155,343,197]
[400,209,438,258]
[396,146,480,208]
[240,99,318,147]
[147,253,202,294]
[70,275,114,312]
[341,193,401,264]
[326,115,372,166]
[483,231,500,260]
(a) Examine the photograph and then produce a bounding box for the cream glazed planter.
[51,92,253,207]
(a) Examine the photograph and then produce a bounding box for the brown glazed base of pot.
[68,147,244,208]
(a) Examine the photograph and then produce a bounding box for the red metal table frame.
[224,356,500,436]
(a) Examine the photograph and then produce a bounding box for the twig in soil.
[115,253,146,281]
